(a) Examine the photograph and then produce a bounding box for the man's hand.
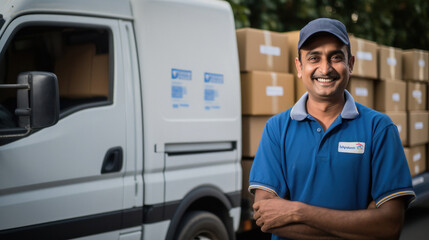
[253,198,302,232]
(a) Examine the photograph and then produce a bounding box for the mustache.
[311,73,340,79]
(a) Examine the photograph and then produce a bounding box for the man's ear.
[295,57,302,78]
[348,55,355,74]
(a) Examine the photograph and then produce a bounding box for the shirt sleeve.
[248,116,289,199]
[371,123,416,208]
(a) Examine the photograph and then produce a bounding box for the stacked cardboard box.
[237,28,295,210]
[346,36,378,108]
[402,49,429,176]
[376,45,407,146]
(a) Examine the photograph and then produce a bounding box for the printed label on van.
[172,68,192,80]
[171,68,192,108]
[204,72,223,110]
[204,72,224,84]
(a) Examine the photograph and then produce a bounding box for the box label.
[338,142,365,154]
[413,152,421,162]
[396,124,402,133]
[415,165,420,174]
[356,51,373,61]
[418,59,426,67]
[412,176,424,186]
[415,122,424,130]
[387,57,397,66]
[392,93,400,102]
[355,87,368,97]
[266,86,284,96]
[260,45,281,56]
[412,90,422,104]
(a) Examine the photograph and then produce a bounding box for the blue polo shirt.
[249,91,415,239]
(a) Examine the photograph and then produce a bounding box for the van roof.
[0,0,133,21]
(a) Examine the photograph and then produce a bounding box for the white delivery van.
[0,0,243,239]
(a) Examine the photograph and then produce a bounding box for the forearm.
[297,199,404,240]
[269,223,343,240]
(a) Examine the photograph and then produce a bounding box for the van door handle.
[101,147,123,174]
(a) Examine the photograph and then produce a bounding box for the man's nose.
[318,59,332,75]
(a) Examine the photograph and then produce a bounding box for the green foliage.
[224,0,429,50]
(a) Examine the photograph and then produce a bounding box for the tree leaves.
[224,0,429,50]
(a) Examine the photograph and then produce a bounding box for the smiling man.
[249,18,415,240]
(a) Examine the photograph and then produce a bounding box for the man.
[249,18,415,240]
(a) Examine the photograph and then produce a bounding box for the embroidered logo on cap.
[338,142,365,154]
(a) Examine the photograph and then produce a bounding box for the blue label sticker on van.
[172,85,184,99]
[204,72,224,84]
[204,89,216,101]
[172,68,192,80]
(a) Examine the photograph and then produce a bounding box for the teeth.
[316,78,333,83]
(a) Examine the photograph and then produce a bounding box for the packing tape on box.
[419,51,424,80]
[270,72,278,113]
[388,47,396,79]
[263,30,274,69]
[356,39,363,75]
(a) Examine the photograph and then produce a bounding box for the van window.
[0,25,111,128]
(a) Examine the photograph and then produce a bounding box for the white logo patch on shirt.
[338,142,365,154]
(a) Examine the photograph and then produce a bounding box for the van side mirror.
[0,71,59,139]
[16,72,60,129]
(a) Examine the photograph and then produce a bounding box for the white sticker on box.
[415,122,424,130]
[266,86,284,96]
[419,59,426,67]
[415,165,420,174]
[260,45,281,56]
[356,51,373,61]
[396,124,402,133]
[387,57,397,66]
[355,87,368,97]
[413,152,421,162]
[412,176,424,186]
[392,93,400,102]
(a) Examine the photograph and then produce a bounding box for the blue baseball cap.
[298,18,350,51]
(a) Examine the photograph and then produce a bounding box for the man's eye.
[308,56,318,62]
[331,55,343,62]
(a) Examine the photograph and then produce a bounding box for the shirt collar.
[290,90,359,121]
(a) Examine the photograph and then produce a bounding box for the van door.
[0,14,136,239]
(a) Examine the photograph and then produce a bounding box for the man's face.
[295,34,354,102]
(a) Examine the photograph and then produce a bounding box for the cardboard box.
[347,77,374,109]
[55,44,109,98]
[407,81,427,111]
[374,80,406,111]
[407,111,429,146]
[241,71,295,115]
[403,49,429,81]
[385,111,408,146]
[242,115,270,157]
[378,45,403,81]
[349,35,378,79]
[236,28,289,73]
[241,159,254,206]
[404,145,427,177]
[283,31,307,101]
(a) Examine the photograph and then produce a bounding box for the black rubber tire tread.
[175,210,229,240]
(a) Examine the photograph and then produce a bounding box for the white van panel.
[132,0,241,151]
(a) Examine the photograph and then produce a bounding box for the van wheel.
[176,211,229,240]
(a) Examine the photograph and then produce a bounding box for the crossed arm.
[253,189,406,240]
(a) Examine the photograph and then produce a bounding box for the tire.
[175,211,229,240]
